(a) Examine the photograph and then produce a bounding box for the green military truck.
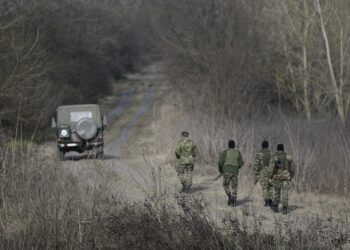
[52,104,107,161]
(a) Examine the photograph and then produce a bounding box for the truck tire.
[76,118,97,140]
[96,147,104,159]
[58,149,65,161]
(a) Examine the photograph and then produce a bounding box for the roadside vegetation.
[0,140,348,249]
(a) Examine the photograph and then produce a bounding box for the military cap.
[181,131,189,137]
[262,140,269,148]
[228,140,235,148]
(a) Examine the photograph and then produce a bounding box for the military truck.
[52,104,107,161]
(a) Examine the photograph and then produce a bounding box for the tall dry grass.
[0,132,349,249]
[164,103,350,197]
[0,133,118,248]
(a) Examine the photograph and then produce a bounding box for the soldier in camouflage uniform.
[269,144,295,214]
[175,131,198,193]
[218,140,244,207]
[254,140,273,207]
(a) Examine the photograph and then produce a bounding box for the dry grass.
[0,132,349,249]
[153,81,350,197]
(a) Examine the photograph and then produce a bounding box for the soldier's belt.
[273,177,290,181]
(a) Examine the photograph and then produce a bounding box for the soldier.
[269,144,295,214]
[218,140,244,207]
[254,140,273,207]
[175,131,198,193]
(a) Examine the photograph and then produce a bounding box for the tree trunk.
[315,0,346,123]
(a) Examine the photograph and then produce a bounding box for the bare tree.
[314,0,350,123]
[0,0,146,133]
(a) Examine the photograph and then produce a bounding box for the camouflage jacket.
[269,151,295,181]
[175,138,198,165]
[218,149,244,174]
[254,149,272,177]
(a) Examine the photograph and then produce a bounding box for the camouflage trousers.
[258,174,273,201]
[178,164,194,189]
[272,180,290,206]
[223,173,238,197]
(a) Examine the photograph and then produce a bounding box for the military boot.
[185,187,191,193]
[231,197,237,207]
[268,199,273,208]
[272,204,279,213]
[264,200,269,207]
[180,184,186,193]
[282,206,288,214]
[227,194,232,206]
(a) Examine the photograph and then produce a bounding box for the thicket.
[0,0,151,135]
[150,0,350,123]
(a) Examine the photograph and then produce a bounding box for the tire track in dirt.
[105,87,155,155]
[98,67,161,199]
[106,90,134,124]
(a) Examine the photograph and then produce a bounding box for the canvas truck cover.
[57,104,102,127]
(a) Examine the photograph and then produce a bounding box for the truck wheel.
[96,147,104,159]
[58,149,65,161]
[76,118,97,140]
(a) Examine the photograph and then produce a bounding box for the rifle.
[200,173,223,185]
[212,173,223,181]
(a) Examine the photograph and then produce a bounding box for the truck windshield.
[70,111,93,122]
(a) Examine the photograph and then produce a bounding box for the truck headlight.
[61,129,68,136]
[58,128,70,138]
